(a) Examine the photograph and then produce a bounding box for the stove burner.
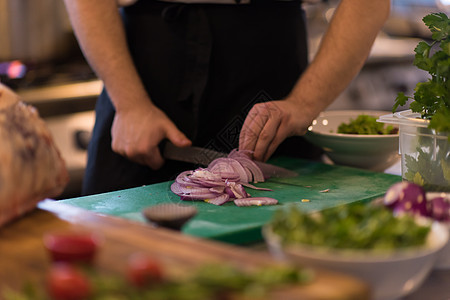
[0,57,96,91]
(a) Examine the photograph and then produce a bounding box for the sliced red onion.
[170,182,221,200]
[171,149,277,206]
[234,197,278,207]
[191,168,222,181]
[209,158,249,182]
[233,157,265,183]
[189,177,227,188]
[227,149,265,182]
[209,186,225,194]
[224,186,235,198]
[226,182,249,199]
[384,182,430,217]
[205,194,230,206]
[175,171,196,184]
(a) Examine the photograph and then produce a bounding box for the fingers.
[240,102,283,161]
[112,114,192,170]
[141,147,165,170]
[111,107,192,170]
[239,106,267,155]
[253,116,281,161]
[261,125,288,162]
[165,125,192,148]
[112,140,165,170]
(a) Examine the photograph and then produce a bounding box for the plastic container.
[378,110,449,192]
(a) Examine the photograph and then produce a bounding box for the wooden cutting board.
[60,157,401,244]
[0,201,371,300]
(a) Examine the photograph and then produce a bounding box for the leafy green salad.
[270,203,430,251]
[337,115,397,135]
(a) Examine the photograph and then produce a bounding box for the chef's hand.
[111,102,191,169]
[239,99,313,162]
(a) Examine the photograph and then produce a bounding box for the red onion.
[170,149,278,206]
[234,197,278,207]
[241,182,273,191]
[383,182,430,217]
[429,196,450,222]
[205,194,230,206]
[170,182,221,200]
[225,181,249,199]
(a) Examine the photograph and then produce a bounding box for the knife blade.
[162,141,298,178]
[163,141,226,166]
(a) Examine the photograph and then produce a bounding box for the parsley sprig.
[393,12,450,138]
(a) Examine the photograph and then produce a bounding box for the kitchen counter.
[0,200,370,300]
[0,199,448,300]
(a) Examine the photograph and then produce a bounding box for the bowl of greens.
[263,203,449,300]
[304,110,399,172]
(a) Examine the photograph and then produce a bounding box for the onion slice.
[234,197,278,207]
[205,194,230,206]
[170,182,221,200]
[241,182,273,191]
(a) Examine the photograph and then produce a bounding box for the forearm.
[63,0,152,112]
[289,0,390,122]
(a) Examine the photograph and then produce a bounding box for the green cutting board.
[59,157,401,244]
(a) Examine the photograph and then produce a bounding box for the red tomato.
[43,231,100,264]
[126,253,163,288]
[47,263,91,300]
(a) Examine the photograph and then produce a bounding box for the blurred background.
[0,0,448,198]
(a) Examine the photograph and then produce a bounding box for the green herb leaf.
[393,92,409,112]
[394,12,450,139]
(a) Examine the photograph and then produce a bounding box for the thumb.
[166,125,192,148]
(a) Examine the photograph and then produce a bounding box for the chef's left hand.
[239,99,313,162]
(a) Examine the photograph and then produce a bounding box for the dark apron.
[83,0,321,196]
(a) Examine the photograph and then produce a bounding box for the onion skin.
[384,182,430,217]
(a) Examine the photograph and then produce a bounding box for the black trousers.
[83,0,321,196]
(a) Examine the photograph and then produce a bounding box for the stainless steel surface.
[0,0,73,62]
[17,80,102,103]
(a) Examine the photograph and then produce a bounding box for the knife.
[162,141,298,178]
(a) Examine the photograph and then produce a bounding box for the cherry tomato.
[43,230,100,264]
[47,263,91,300]
[126,253,163,288]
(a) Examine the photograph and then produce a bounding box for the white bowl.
[435,223,450,269]
[304,110,399,172]
[263,222,449,300]
[427,192,450,269]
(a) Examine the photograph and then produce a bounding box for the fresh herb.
[270,203,430,250]
[393,12,450,139]
[337,114,397,135]
[2,263,312,300]
[392,12,450,192]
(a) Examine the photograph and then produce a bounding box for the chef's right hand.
[111,102,191,169]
